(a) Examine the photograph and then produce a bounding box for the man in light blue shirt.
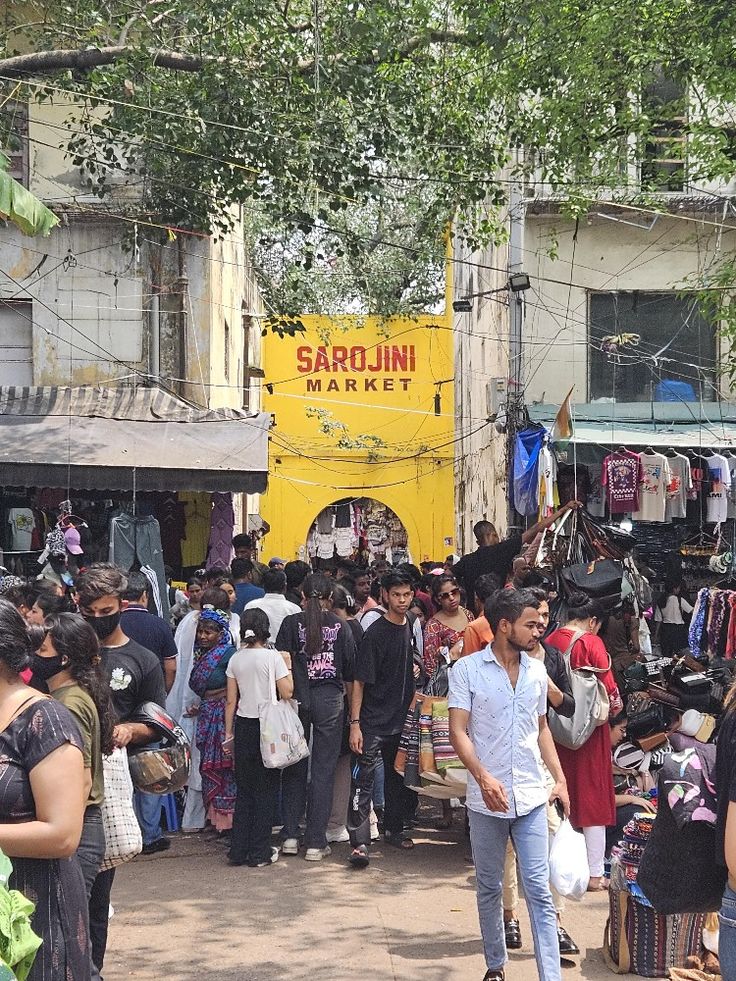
[449,588,569,981]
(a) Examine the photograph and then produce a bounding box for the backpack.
[548,629,611,750]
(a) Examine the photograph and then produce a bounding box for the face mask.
[82,611,121,641]
[31,651,67,682]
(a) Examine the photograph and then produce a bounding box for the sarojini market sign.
[296,344,417,392]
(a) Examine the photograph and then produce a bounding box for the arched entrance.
[307,497,411,566]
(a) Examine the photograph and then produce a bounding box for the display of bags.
[548,629,611,750]
[100,748,143,871]
[549,818,589,899]
[259,698,310,770]
[395,694,467,799]
[603,886,706,977]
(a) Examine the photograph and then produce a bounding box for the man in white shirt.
[449,588,569,981]
[244,569,301,642]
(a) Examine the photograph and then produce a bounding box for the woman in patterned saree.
[189,605,238,832]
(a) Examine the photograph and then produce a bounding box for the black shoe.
[141,837,171,855]
[482,971,504,981]
[348,845,370,868]
[557,925,580,956]
[504,918,522,950]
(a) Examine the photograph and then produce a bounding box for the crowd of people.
[2,503,736,981]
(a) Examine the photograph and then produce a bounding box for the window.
[640,71,687,192]
[224,319,230,381]
[588,291,716,403]
[0,300,33,385]
[241,309,264,411]
[1,101,29,186]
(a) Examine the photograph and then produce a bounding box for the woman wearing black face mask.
[34,614,115,902]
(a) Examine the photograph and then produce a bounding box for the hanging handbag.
[560,557,624,599]
[548,629,611,750]
[100,747,143,871]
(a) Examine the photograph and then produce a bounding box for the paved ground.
[103,804,620,981]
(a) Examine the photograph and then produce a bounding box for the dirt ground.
[103,804,621,981]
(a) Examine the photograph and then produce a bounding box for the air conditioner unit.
[487,377,507,417]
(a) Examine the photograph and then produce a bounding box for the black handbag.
[560,558,623,599]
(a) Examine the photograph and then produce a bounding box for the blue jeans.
[469,805,561,980]
[719,882,736,980]
[134,790,164,845]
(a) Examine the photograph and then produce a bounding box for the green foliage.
[5,1,736,316]
[305,407,387,457]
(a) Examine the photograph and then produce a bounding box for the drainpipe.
[506,181,526,531]
[176,239,188,397]
[149,290,160,382]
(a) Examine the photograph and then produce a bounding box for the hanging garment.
[586,466,606,517]
[704,453,732,524]
[7,507,35,551]
[537,444,558,517]
[688,589,709,657]
[109,513,169,616]
[602,451,644,514]
[206,493,235,570]
[632,452,672,523]
[140,565,165,618]
[512,426,545,516]
[180,492,212,568]
[665,454,693,520]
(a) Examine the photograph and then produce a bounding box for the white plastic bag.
[549,818,590,900]
[259,698,310,769]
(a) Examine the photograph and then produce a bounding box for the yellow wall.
[261,309,456,563]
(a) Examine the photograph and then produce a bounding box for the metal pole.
[506,181,526,530]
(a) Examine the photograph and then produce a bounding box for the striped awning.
[0,385,269,492]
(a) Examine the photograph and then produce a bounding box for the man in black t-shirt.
[76,563,167,980]
[347,570,419,868]
[454,503,577,607]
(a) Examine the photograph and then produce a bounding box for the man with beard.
[449,589,569,981]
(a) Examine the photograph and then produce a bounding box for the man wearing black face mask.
[75,562,166,981]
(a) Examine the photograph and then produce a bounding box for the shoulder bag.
[100,747,143,870]
[259,654,310,769]
[548,629,611,750]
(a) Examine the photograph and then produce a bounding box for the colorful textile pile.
[395,694,467,800]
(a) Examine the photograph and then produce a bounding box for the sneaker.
[369,811,380,841]
[348,844,370,869]
[281,838,299,855]
[141,837,171,855]
[304,846,331,862]
[326,827,350,843]
[255,847,279,868]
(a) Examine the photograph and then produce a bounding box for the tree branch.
[0,45,205,77]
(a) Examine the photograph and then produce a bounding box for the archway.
[306,497,411,567]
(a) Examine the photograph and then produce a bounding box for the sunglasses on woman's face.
[439,588,460,600]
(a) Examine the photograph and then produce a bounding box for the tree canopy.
[3,0,736,314]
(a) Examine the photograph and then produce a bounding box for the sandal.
[348,845,370,869]
[384,831,415,850]
[482,971,504,981]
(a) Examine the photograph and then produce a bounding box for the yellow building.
[260,305,456,565]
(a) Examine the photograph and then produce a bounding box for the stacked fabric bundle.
[395,694,467,800]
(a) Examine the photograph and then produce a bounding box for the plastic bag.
[259,698,310,769]
[549,818,590,899]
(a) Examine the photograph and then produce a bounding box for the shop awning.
[561,421,736,449]
[0,386,270,493]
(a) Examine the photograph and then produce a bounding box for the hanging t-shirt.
[727,456,736,519]
[704,453,732,524]
[7,508,35,551]
[586,467,606,517]
[602,452,644,513]
[664,454,693,520]
[537,445,558,517]
[632,453,671,523]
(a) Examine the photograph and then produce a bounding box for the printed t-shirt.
[665,454,693,520]
[54,683,104,806]
[705,453,732,524]
[226,646,290,718]
[100,638,167,721]
[7,508,35,551]
[633,452,671,523]
[602,452,644,513]
[354,616,415,736]
[276,611,356,700]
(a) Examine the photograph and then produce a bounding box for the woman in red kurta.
[547,592,622,891]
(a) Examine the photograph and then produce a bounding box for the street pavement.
[104,803,617,981]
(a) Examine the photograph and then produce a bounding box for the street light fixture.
[452,272,531,312]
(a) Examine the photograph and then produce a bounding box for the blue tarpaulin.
[512,426,546,516]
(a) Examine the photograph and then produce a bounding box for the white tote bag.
[549,818,590,899]
[258,657,309,769]
[100,747,143,870]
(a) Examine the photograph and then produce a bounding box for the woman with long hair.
[26,588,74,625]
[224,609,294,867]
[188,604,238,832]
[0,600,88,980]
[34,613,114,903]
[546,592,623,890]
[276,573,357,860]
[422,574,473,677]
[167,586,240,832]
[716,682,736,976]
